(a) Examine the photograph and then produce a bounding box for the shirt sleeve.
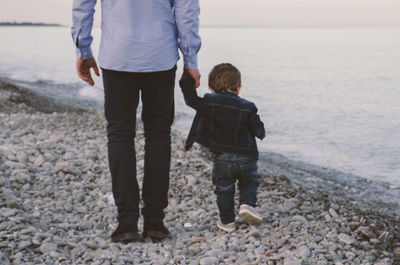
[179,78,204,111]
[71,0,97,60]
[173,0,201,69]
[248,105,266,140]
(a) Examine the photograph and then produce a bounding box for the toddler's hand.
[181,69,192,81]
[187,68,201,88]
[181,68,201,88]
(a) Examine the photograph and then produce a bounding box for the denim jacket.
[180,78,266,159]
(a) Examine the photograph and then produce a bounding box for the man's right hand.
[187,68,201,88]
[77,58,100,86]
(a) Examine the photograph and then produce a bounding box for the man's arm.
[248,105,266,140]
[173,0,201,87]
[71,0,99,86]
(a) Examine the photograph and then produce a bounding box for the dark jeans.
[212,153,259,224]
[102,65,176,225]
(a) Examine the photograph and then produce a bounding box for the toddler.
[179,63,266,232]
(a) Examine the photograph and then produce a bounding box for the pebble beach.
[0,81,399,264]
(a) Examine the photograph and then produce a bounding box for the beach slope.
[0,82,399,264]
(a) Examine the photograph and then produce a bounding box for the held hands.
[76,58,100,86]
[182,68,201,88]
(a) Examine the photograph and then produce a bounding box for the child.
[179,63,266,232]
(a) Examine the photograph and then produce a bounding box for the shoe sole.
[239,210,262,225]
[217,222,235,233]
[111,232,139,243]
[143,231,170,241]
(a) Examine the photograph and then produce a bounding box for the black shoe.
[111,224,139,243]
[143,222,170,241]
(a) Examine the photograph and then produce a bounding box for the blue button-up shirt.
[72,0,201,72]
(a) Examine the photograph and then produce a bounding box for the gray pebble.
[86,240,98,250]
[329,208,339,219]
[40,243,57,254]
[280,217,290,228]
[6,199,18,209]
[248,227,262,238]
[281,198,299,212]
[330,203,340,210]
[71,247,83,258]
[345,251,356,260]
[1,208,17,217]
[296,245,310,259]
[185,175,197,185]
[199,256,219,265]
[358,226,376,239]
[338,233,355,245]
[17,241,31,250]
[0,252,11,265]
[283,256,302,265]
[394,247,400,256]
[50,251,61,259]
[291,215,308,226]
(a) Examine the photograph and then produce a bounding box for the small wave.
[79,86,104,102]
[0,76,103,110]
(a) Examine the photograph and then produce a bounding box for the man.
[71,0,201,243]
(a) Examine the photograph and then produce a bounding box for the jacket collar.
[221,91,239,98]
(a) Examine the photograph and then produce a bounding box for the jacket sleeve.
[248,105,266,140]
[71,0,97,59]
[173,0,201,69]
[179,78,204,111]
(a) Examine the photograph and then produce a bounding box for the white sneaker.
[239,204,262,224]
[217,219,235,232]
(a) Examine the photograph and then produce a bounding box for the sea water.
[0,26,399,186]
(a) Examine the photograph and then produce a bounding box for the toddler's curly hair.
[208,63,241,93]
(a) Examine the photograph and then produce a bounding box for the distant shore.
[0,80,399,264]
[0,22,61,27]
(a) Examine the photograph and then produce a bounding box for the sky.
[0,0,400,27]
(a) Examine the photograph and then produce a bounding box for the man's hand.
[76,58,100,86]
[187,68,201,88]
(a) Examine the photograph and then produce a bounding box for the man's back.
[99,0,178,71]
[72,0,200,72]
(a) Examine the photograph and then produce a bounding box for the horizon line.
[1,21,400,29]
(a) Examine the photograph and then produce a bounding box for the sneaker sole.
[217,222,235,233]
[111,232,139,243]
[239,210,262,225]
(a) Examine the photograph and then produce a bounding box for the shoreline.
[258,152,400,218]
[0,80,85,114]
[0,81,399,264]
